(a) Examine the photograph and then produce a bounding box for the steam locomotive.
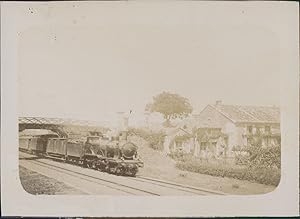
[19,131,143,177]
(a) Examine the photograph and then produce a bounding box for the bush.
[234,145,281,169]
[128,128,166,151]
[169,151,186,161]
[172,147,281,186]
[175,158,281,186]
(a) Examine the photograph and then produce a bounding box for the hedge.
[234,145,281,169]
[176,157,280,186]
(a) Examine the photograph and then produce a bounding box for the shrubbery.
[176,161,281,186]
[175,155,280,186]
[130,128,281,186]
[171,144,281,186]
[128,128,166,151]
[233,145,281,169]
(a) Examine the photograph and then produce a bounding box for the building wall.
[177,105,281,159]
[197,106,281,157]
[197,105,237,156]
[235,124,247,146]
[197,105,233,128]
[239,122,281,147]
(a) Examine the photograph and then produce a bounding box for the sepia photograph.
[1,1,299,217]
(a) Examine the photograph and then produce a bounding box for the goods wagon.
[66,140,86,161]
[19,136,47,154]
[19,136,31,151]
[46,138,68,157]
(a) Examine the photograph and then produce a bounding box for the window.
[247,126,253,134]
[87,137,100,144]
[200,142,207,150]
[265,126,271,134]
[275,137,281,145]
[176,141,183,147]
[247,137,253,145]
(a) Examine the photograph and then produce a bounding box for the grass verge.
[19,166,85,195]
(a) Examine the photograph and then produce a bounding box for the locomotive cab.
[86,136,101,145]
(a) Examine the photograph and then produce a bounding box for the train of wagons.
[19,130,144,177]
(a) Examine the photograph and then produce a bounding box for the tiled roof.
[178,114,222,130]
[210,104,280,123]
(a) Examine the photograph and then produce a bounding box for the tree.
[145,91,193,126]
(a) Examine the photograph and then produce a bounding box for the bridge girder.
[19,123,68,138]
[19,117,110,138]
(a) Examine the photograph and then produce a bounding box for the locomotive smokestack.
[116,111,129,132]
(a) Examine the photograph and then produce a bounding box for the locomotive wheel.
[97,161,106,172]
[115,168,121,175]
[91,161,97,169]
[109,168,115,174]
[116,166,125,176]
[128,165,138,177]
[129,170,137,177]
[83,160,88,168]
[97,165,104,172]
[86,160,96,169]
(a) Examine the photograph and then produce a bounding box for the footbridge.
[19,117,110,138]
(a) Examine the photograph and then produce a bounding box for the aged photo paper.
[1,1,299,217]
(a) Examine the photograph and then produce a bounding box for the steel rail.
[126,176,224,195]
[134,176,227,195]
[20,154,160,196]
[20,153,225,196]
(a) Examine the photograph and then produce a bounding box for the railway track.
[133,176,226,195]
[19,152,226,196]
[20,154,160,195]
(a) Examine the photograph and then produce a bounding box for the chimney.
[116,112,129,131]
[215,100,222,106]
[144,112,150,128]
[192,114,200,120]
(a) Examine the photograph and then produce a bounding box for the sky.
[17,2,281,124]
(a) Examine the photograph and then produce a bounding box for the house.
[193,101,281,157]
[162,126,191,155]
[194,127,228,159]
[163,101,280,159]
